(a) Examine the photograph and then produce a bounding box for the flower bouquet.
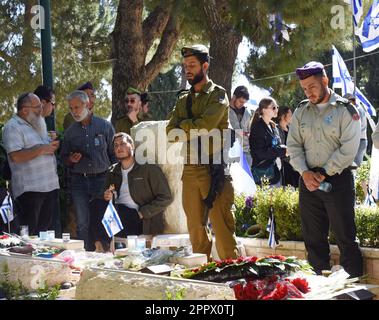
[233,275,311,300]
[181,255,313,283]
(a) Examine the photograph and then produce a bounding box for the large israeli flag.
[229,139,257,196]
[332,45,377,118]
[356,0,379,52]
[102,201,123,237]
[0,192,13,224]
[351,0,363,27]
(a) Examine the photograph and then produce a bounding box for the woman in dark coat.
[249,97,287,186]
[274,106,300,188]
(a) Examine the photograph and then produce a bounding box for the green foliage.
[253,186,303,241]
[164,286,186,300]
[355,159,371,204]
[0,263,30,300]
[36,282,60,300]
[355,205,379,248]
[234,194,256,237]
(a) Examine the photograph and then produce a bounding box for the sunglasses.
[125,98,137,104]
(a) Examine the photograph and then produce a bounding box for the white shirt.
[115,164,139,210]
[2,115,59,199]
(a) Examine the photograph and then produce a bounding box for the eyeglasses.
[125,98,137,104]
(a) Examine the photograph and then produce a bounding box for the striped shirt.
[61,115,116,174]
[2,115,60,199]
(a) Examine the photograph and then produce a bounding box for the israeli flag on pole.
[266,206,277,248]
[356,0,379,52]
[332,45,377,118]
[351,0,363,27]
[102,201,123,237]
[1,192,13,224]
[229,139,257,196]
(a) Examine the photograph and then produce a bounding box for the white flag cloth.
[230,140,257,196]
[102,201,124,238]
[0,192,13,224]
[332,45,377,119]
[351,0,363,27]
[356,0,379,52]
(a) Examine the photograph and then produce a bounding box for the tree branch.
[142,5,171,53]
[143,14,183,89]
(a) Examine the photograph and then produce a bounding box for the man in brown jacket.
[89,132,173,252]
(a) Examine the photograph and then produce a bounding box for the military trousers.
[299,169,363,278]
[182,165,238,260]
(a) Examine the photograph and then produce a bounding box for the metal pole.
[39,0,55,131]
[353,15,357,95]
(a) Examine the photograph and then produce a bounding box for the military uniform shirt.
[166,80,229,164]
[287,90,361,176]
[373,123,379,150]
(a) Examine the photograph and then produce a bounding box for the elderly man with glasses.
[2,93,60,236]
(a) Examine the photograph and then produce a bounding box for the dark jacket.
[103,161,173,235]
[249,118,287,167]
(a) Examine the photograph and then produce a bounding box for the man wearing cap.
[63,82,96,131]
[115,87,142,134]
[287,61,363,278]
[342,93,367,167]
[228,85,253,167]
[166,44,239,260]
[60,90,116,250]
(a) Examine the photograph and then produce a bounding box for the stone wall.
[238,237,379,284]
[75,268,235,300]
[0,255,74,290]
[131,121,188,234]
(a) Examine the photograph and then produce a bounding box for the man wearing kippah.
[166,44,239,261]
[287,61,363,278]
[63,81,96,131]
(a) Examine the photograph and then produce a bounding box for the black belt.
[71,171,106,178]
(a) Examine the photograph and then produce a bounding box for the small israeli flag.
[102,201,123,237]
[356,0,379,52]
[266,206,278,248]
[0,192,13,224]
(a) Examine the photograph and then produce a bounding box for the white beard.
[26,112,47,137]
[72,107,89,122]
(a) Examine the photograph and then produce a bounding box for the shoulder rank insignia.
[340,99,360,121]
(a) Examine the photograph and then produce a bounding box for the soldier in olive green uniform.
[287,61,363,278]
[166,45,238,260]
[115,87,142,134]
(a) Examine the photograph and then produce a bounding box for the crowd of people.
[1,44,379,277]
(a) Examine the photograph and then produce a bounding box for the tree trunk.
[202,0,242,99]
[110,0,183,125]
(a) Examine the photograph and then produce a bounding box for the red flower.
[262,283,288,300]
[285,282,304,299]
[245,256,258,263]
[236,256,245,264]
[233,283,245,300]
[0,235,9,240]
[290,278,310,294]
[244,281,262,300]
